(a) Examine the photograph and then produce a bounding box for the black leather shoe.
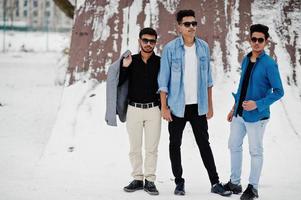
[211,182,232,197]
[123,180,143,192]
[144,179,159,195]
[224,180,243,194]
[240,184,258,200]
[174,182,185,195]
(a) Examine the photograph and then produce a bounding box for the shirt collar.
[138,51,156,62]
[179,35,200,48]
[247,50,266,59]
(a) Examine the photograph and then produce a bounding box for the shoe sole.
[220,191,232,197]
[123,187,143,192]
[144,188,159,195]
[174,191,185,195]
[240,194,258,200]
[211,190,232,197]
[240,196,258,200]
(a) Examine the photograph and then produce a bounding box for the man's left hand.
[242,100,257,111]
[206,107,213,119]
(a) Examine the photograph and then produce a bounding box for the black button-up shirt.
[237,58,255,117]
[118,52,160,103]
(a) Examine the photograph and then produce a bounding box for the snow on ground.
[1,62,300,199]
[31,79,301,200]
[0,31,70,52]
[1,30,301,200]
[0,52,65,200]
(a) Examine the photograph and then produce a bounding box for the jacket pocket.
[171,63,181,79]
[171,59,181,71]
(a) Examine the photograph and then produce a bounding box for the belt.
[129,101,159,109]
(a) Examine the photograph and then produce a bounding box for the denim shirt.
[233,51,284,122]
[158,36,213,118]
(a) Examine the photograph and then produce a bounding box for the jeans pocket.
[260,119,268,128]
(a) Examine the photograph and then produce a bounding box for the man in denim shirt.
[158,9,231,197]
[224,24,284,200]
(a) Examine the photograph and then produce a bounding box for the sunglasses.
[182,21,198,28]
[141,38,156,45]
[251,37,265,43]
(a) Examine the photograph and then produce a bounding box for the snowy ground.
[0,31,69,52]
[0,52,65,199]
[1,52,301,200]
[1,30,301,199]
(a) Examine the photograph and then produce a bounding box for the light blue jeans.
[228,116,268,189]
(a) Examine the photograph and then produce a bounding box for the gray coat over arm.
[105,50,131,126]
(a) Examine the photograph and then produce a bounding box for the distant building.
[0,0,73,31]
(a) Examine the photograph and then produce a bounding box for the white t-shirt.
[184,43,198,105]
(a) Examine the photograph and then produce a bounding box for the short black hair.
[250,24,270,39]
[176,9,195,24]
[139,27,157,39]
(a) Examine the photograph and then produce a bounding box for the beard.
[141,45,154,53]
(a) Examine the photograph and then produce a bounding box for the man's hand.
[161,106,173,122]
[227,110,234,122]
[122,54,132,67]
[242,100,257,111]
[206,107,213,119]
[207,86,213,120]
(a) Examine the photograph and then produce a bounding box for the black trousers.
[168,104,219,185]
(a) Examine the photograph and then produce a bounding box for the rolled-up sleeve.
[206,45,213,87]
[157,45,171,93]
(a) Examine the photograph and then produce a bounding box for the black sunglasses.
[141,38,157,45]
[251,37,265,43]
[182,21,197,28]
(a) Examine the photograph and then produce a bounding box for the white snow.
[92,0,120,42]
[1,39,301,200]
[0,52,65,200]
[1,2,301,198]
[225,0,240,81]
[158,0,181,14]
[120,0,143,54]
[74,0,86,10]
[0,31,70,52]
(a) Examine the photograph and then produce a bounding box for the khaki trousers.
[126,105,161,182]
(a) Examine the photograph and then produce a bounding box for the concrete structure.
[0,0,72,31]
[67,0,300,89]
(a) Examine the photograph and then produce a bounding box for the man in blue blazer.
[224,24,284,200]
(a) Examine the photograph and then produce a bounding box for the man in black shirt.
[120,28,161,195]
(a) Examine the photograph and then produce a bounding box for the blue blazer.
[233,51,284,122]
